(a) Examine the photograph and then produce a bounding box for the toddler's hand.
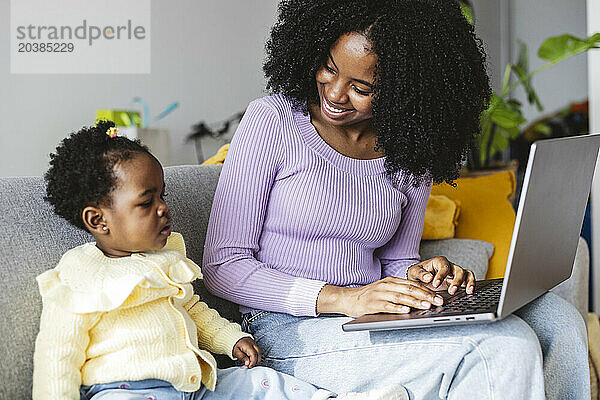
[232,337,261,368]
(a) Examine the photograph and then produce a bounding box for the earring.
[102,226,108,231]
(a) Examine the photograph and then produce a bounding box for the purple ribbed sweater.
[202,94,431,317]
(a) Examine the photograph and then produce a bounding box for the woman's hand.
[232,337,261,368]
[317,277,445,318]
[407,256,475,295]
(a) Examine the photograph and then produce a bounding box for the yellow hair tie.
[106,127,118,138]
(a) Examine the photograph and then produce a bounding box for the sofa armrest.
[551,237,589,322]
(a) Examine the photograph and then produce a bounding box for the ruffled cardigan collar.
[36,241,202,314]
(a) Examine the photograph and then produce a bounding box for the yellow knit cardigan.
[32,233,251,399]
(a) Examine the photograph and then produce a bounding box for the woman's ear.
[82,206,109,234]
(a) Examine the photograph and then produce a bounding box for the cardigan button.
[189,375,198,384]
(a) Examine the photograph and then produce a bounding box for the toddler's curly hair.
[44,120,152,231]
[263,0,491,185]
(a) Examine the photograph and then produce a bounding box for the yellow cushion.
[202,144,230,165]
[422,195,461,240]
[431,170,516,279]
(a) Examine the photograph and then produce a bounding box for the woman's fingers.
[447,264,465,295]
[408,257,449,287]
[406,264,435,283]
[381,278,444,308]
[344,277,449,317]
[385,290,442,310]
[416,257,476,295]
[464,269,476,294]
[354,264,478,317]
[445,264,476,295]
[429,257,451,287]
[380,301,411,314]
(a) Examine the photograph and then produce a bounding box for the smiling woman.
[263,0,490,186]
[310,33,379,160]
[315,33,375,123]
[201,1,590,399]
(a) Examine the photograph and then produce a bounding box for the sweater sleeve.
[202,99,327,317]
[184,294,252,359]
[32,298,99,400]
[378,179,432,279]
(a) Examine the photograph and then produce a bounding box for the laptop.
[342,134,600,332]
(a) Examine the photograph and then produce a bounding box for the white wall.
[470,0,510,93]
[0,1,590,177]
[0,0,279,177]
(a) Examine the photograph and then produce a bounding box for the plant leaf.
[486,125,520,162]
[490,98,526,129]
[491,127,510,152]
[459,2,474,25]
[512,64,543,111]
[479,96,525,165]
[512,40,543,111]
[478,102,495,165]
[478,93,504,165]
[534,123,552,135]
[517,40,529,72]
[485,126,508,163]
[538,33,600,63]
[502,64,512,96]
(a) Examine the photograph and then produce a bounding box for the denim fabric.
[80,379,184,400]
[242,292,589,400]
[513,292,589,399]
[80,367,335,400]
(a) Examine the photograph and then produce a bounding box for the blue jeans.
[242,292,589,400]
[80,367,336,400]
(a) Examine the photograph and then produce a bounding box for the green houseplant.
[459,0,599,169]
[473,33,600,169]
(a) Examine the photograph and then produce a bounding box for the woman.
[203,1,589,398]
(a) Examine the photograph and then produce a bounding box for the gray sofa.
[0,165,589,399]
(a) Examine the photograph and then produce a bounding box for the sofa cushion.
[0,175,92,400]
[421,195,461,240]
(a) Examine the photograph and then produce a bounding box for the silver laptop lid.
[498,134,600,318]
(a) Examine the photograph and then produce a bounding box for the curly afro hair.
[263,0,491,185]
[44,120,152,231]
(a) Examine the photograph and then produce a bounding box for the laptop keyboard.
[414,279,503,316]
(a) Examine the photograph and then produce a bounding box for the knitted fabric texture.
[203,95,431,316]
[32,233,251,399]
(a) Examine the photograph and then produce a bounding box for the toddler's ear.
[82,206,109,235]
